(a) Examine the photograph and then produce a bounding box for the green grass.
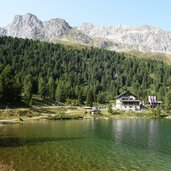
[124,50,171,65]
[1,94,170,121]
[32,95,56,107]
[48,113,83,120]
[99,108,171,119]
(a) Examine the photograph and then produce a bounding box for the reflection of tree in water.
[0,136,85,148]
[148,120,159,152]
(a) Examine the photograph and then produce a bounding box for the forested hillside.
[0,36,171,107]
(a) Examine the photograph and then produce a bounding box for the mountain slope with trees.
[0,36,171,107]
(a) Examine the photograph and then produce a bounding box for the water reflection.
[112,119,124,143]
[148,120,159,152]
[112,119,154,150]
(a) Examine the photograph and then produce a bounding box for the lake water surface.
[0,119,171,171]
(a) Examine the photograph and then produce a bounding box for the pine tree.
[38,77,47,99]
[23,75,33,105]
[55,82,65,102]
[86,89,94,106]
[108,104,113,114]
[78,90,84,105]
[47,76,55,100]
[97,92,106,104]
[165,91,171,109]
[0,66,21,105]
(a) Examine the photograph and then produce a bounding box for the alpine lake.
[0,119,171,171]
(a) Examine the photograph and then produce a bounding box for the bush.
[108,104,113,114]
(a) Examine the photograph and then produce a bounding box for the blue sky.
[0,0,170,31]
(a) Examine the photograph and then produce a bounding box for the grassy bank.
[0,105,94,124]
[99,108,171,119]
[0,96,171,124]
[48,113,83,120]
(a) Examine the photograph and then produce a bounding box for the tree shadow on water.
[0,136,85,148]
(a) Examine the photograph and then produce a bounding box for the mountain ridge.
[0,13,171,54]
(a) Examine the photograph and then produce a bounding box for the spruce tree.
[0,66,21,105]
[165,91,171,109]
[23,75,33,105]
[55,82,65,103]
[38,77,47,99]
[47,76,55,100]
[78,90,84,105]
[86,89,94,106]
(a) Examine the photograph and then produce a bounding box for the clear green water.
[0,119,171,171]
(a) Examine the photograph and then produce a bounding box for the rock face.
[43,18,71,42]
[0,27,7,36]
[1,13,171,54]
[2,13,73,42]
[77,23,171,53]
[6,13,44,39]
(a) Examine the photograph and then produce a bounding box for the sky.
[0,0,170,31]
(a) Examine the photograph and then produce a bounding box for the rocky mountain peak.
[21,13,43,26]
[0,13,171,54]
[10,13,43,29]
[43,18,72,42]
[77,23,171,53]
[46,18,70,26]
[6,13,43,39]
[78,22,94,29]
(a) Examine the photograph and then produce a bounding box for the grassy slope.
[123,50,171,65]
[0,95,92,121]
[60,40,171,65]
